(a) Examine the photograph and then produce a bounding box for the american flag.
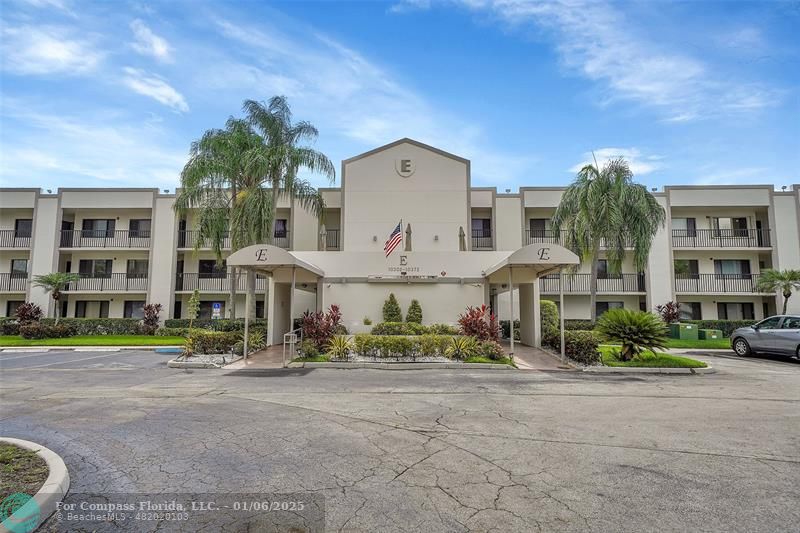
[384,221,403,257]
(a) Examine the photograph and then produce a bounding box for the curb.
[0,437,70,533]
[583,365,715,374]
[1,346,181,352]
[289,362,516,370]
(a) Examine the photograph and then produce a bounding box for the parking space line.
[23,352,133,369]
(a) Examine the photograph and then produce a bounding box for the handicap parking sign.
[212,302,222,319]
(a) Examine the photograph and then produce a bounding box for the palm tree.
[176,96,335,322]
[551,157,666,322]
[757,269,800,315]
[32,272,79,324]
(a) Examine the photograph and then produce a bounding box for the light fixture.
[164,189,169,193]
[434,235,439,241]
[372,235,377,242]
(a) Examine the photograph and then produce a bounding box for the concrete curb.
[583,365,715,374]
[1,346,182,352]
[289,361,515,370]
[0,437,70,533]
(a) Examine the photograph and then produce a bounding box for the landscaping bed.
[0,442,48,503]
[0,335,185,347]
[600,346,707,368]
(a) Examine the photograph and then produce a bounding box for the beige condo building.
[2,139,799,345]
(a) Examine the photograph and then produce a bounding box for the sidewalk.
[504,342,574,370]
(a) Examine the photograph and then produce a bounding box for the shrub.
[542,330,601,365]
[371,322,427,335]
[406,299,423,324]
[445,336,479,360]
[327,335,353,359]
[187,330,241,354]
[140,303,162,335]
[418,334,451,357]
[156,327,190,337]
[299,339,321,358]
[564,319,596,331]
[476,340,505,360]
[164,318,267,332]
[354,334,380,357]
[540,300,559,337]
[428,323,458,335]
[596,309,668,361]
[39,318,142,335]
[363,317,372,326]
[0,318,20,336]
[15,303,43,324]
[655,301,681,324]
[382,293,403,322]
[682,319,755,337]
[457,305,501,341]
[301,305,343,349]
[500,320,520,341]
[19,322,77,339]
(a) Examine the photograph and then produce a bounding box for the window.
[126,259,149,278]
[781,317,800,329]
[596,301,624,316]
[717,302,754,320]
[199,260,226,278]
[471,218,491,237]
[672,217,696,237]
[712,217,748,237]
[129,219,151,238]
[674,259,699,276]
[529,218,547,235]
[6,301,24,317]
[75,301,110,318]
[679,302,702,320]
[714,260,750,277]
[78,259,113,278]
[14,219,32,238]
[81,219,116,238]
[256,300,265,319]
[199,301,225,320]
[274,219,288,238]
[596,260,620,279]
[173,301,182,319]
[10,259,28,278]
[755,316,781,330]
[123,300,145,319]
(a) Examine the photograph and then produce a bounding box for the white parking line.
[22,352,130,369]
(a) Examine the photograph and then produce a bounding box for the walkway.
[225,344,288,370]
[505,341,574,370]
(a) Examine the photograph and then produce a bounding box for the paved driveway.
[1,350,798,531]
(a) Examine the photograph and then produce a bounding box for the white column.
[508,266,514,355]
[243,269,253,360]
[559,267,565,360]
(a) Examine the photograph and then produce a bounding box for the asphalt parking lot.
[1,349,798,532]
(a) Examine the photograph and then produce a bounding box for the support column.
[559,267,565,360]
[266,276,276,346]
[532,278,541,348]
[518,283,536,347]
[508,267,514,355]
[243,269,254,360]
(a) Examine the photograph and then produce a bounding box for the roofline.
[342,138,470,165]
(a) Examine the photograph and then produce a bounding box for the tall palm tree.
[176,96,335,322]
[757,269,800,315]
[32,272,79,324]
[551,157,666,322]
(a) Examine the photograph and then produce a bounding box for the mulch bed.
[0,443,49,502]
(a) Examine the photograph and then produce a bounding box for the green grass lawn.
[0,335,185,347]
[665,337,730,349]
[291,355,331,363]
[600,346,707,368]
[464,356,517,367]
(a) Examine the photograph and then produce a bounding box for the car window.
[757,317,782,329]
[780,317,800,329]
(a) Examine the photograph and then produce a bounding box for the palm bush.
[32,272,80,324]
[445,336,478,360]
[756,269,800,314]
[596,308,668,361]
[327,335,353,359]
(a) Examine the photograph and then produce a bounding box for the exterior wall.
[148,195,179,316]
[27,196,60,315]
[495,196,522,251]
[541,295,644,320]
[772,194,800,313]
[645,195,673,310]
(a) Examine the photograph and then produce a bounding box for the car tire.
[796,345,800,360]
[733,337,751,357]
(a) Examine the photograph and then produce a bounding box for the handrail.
[671,228,771,248]
[63,273,148,291]
[539,273,645,293]
[0,230,32,248]
[674,273,765,293]
[0,273,27,292]
[282,326,303,367]
[175,273,267,292]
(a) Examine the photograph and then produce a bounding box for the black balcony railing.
[525,229,564,245]
[175,273,267,292]
[63,273,148,291]
[60,230,151,248]
[674,273,766,293]
[0,273,27,292]
[177,230,290,249]
[325,229,340,250]
[0,229,32,248]
[272,231,290,249]
[671,229,771,248]
[472,229,493,249]
[539,273,646,293]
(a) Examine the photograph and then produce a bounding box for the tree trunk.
[782,291,790,315]
[229,267,237,320]
[589,242,601,322]
[53,293,60,325]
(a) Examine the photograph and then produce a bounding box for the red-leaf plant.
[301,305,343,349]
[457,304,501,342]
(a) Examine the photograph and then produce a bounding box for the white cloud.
[130,19,172,62]
[121,67,189,112]
[691,167,776,186]
[570,148,663,176]
[0,25,102,75]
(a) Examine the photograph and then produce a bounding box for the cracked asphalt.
[1,350,798,532]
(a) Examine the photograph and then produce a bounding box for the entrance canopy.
[227,244,324,283]
[483,243,580,283]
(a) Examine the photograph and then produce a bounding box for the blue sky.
[1,0,798,192]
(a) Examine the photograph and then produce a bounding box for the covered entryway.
[227,245,325,353]
[483,244,580,355]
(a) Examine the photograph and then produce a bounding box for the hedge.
[542,330,601,365]
[541,300,559,336]
[0,318,19,336]
[3,318,145,336]
[564,320,596,331]
[353,334,457,358]
[19,322,77,339]
[370,322,458,336]
[164,319,267,332]
[187,330,242,354]
[682,319,755,337]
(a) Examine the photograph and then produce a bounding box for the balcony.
[525,230,633,248]
[674,274,768,293]
[0,230,32,248]
[177,230,290,249]
[0,274,27,292]
[671,229,771,248]
[175,273,267,292]
[325,229,340,250]
[539,273,646,294]
[60,230,151,249]
[63,273,148,292]
[472,229,493,249]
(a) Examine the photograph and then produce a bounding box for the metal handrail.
[0,230,32,248]
[59,229,151,248]
[671,228,771,248]
[282,327,303,367]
